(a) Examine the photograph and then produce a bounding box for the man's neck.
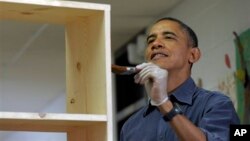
[167,70,191,94]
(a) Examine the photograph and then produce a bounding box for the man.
[120,17,240,141]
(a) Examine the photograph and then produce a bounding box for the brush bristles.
[112,64,138,75]
[112,64,127,74]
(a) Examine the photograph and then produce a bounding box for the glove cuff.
[150,96,169,106]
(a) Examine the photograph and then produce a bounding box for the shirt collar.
[143,101,156,117]
[143,77,197,117]
[170,77,197,105]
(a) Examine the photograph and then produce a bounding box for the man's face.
[145,20,193,72]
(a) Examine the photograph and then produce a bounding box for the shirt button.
[160,135,164,140]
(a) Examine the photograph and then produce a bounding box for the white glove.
[134,63,168,106]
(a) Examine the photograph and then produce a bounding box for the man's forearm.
[159,101,206,141]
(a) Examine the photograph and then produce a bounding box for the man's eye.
[147,39,154,44]
[165,36,174,39]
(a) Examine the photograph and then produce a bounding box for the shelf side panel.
[65,12,107,115]
[67,123,106,141]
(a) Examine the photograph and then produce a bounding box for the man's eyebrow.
[146,34,156,42]
[162,31,177,37]
[146,31,177,41]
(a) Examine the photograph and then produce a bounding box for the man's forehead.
[148,21,183,36]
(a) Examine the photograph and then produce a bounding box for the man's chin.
[148,60,168,68]
[149,58,165,64]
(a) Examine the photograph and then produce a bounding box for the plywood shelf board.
[0,0,110,24]
[65,14,108,114]
[0,112,107,132]
[0,112,107,121]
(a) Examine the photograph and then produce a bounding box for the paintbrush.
[112,64,138,75]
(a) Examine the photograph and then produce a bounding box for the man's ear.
[189,47,201,64]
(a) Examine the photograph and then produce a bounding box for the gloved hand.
[134,63,169,106]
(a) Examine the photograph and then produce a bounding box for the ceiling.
[0,0,182,112]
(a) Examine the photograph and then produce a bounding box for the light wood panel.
[65,13,107,115]
[0,0,112,140]
[0,112,106,132]
[0,0,109,24]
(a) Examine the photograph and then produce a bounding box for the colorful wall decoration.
[234,29,250,124]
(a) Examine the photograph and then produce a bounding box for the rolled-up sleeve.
[198,95,240,141]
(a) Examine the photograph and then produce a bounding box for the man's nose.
[151,38,164,50]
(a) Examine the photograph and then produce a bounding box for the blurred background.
[0,0,250,140]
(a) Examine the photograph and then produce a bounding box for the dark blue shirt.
[120,77,240,141]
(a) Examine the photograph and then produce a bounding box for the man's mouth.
[151,52,168,60]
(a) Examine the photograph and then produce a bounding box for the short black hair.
[156,17,198,48]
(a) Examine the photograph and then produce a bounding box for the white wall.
[0,22,66,140]
[1,93,66,141]
[162,0,250,90]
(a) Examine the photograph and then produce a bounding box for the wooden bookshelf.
[0,0,113,140]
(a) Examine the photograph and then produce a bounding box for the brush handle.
[112,64,137,75]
